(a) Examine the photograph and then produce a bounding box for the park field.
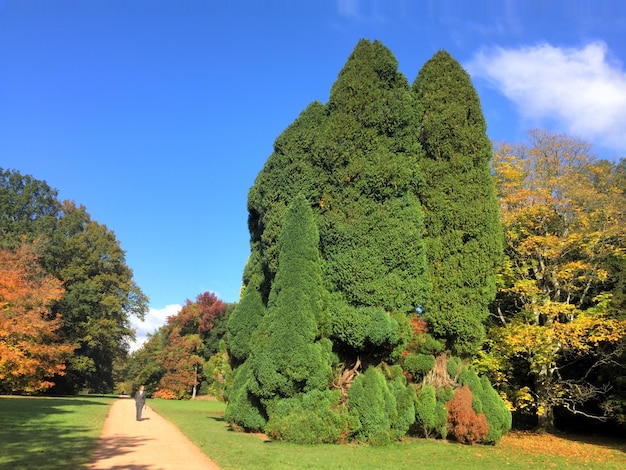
[1,396,624,469]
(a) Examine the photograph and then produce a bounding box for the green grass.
[2,396,623,470]
[149,399,625,470]
[0,395,114,470]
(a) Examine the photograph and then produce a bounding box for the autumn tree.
[0,242,74,393]
[151,292,230,399]
[0,169,148,394]
[412,50,503,357]
[486,130,626,430]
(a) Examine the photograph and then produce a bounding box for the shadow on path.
[89,399,219,470]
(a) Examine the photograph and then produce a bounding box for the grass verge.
[149,399,626,470]
[0,395,114,470]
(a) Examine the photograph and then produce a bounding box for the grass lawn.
[0,395,114,470]
[149,399,626,470]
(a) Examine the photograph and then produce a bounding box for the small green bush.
[415,384,437,437]
[348,366,397,444]
[403,353,435,377]
[265,390,356,444]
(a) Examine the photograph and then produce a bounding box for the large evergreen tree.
[412,51,503,356]
[246,40,430,365]
[227,41,508,444]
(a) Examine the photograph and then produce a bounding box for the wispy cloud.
[129,304,182,352]
[467,41,626,153]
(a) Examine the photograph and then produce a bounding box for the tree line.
[2,39,623,445]
[0,169,148,394]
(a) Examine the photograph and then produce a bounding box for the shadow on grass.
[0,397,110,469]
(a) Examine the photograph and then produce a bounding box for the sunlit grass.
[0,395,114,470]
[149,399,626,470]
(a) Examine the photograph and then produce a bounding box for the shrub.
[347,366,397,444]
[385,365,416,439]
[403,353,435,378]
[447,386,489,445]
[265,390,357,444]
[415,384,437,437]
[478,376,512,444]
[224,362,267,432]
[458,367,511,444]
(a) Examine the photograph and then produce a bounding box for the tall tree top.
[413,50,490,165]
[329,39,407,112]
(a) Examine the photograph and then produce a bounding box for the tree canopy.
[227,40,508,445]
[0,168,148,393]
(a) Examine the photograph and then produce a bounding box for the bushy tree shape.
[447,385,490,444]
[458,368,511,444]
[347,366,398,445]
[227,255,265,365]
[415,384,438,438]
[413,51,503,357]
[264,389,359,444]
[248,194,333,400]
[224,361,267,432]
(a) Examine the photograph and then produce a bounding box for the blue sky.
[2,1,625,349]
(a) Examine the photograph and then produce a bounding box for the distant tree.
[0,242,74,393]
[412,50,503,356]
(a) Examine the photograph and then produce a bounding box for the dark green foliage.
[227,41,509,445]
[0,168,60,248]
[227,256,265,365]
[248,195,333,399]
[403,353,435,378]
[224,362,267,432]
[412,51,503,357]
[264,390,358,444]
[330,303,400,352]
[385,365,416,439]
[247,39,430,322]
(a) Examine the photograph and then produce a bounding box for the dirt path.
[89,397,220,470]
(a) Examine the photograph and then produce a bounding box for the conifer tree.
[412,51,503,356]
[248,194,333,399]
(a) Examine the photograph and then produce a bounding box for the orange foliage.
[447,386,490,445]
[0,243,74,393]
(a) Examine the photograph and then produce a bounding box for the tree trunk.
[534,366,556,432]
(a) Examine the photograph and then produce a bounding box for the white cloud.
[129,304,182,352]
[467,41,626,152]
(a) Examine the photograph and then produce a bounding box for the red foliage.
[165,291,226,335]
[447,386,490,445]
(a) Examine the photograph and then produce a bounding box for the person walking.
[135,385,146,421]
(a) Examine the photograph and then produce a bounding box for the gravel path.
[89,397,220,470]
